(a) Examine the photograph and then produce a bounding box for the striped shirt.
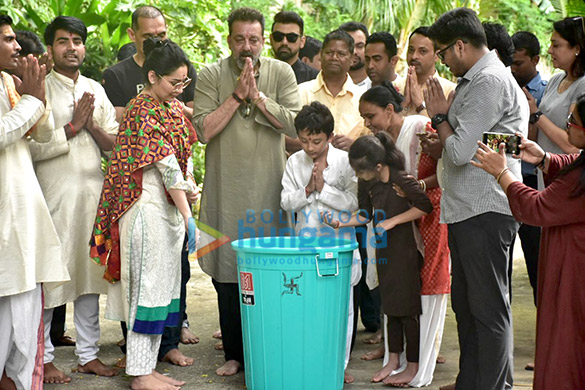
[441,50,529,224]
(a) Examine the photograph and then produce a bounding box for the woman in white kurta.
[359,81,450,387]
[90,39,197,389]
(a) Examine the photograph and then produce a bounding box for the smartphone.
[482,132,521,155]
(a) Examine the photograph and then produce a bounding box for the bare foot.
[0,371,16,390]
[363,329,382,344]
[130,373,180,390]
[77,358,118,376]
[116,338,126,347]
[180,327,199,344]
[152,371,186,386]
[439,383,456,390]
[116,355,126,368]
[383,362,418,387]
[525,362,534,371]
[344,371,355,384]
[371,354,400,383]
[361,345,384,360]
[216,360,241,376]
[214,341,223,350]
[436,355,446,364]
[212,329,222,339]
[43,362,71,384]
[161,349,194,367]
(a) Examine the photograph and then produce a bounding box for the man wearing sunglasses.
[270,11,318,85]
[102,5,197,123]
[425,8,528,390]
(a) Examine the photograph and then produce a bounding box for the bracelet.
[537,152,547,169]
[232,92,245,104]
[418,179,426,192]
[67,122,76,136]
[496,167,511,184]
[252,92,267,106]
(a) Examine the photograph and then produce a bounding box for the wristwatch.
[431,113,449,128]
[529,111,543,124]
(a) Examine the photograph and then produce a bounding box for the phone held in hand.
[482,132,521,155]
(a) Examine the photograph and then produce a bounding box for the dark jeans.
[50,304,67,343]
[449,212,518,390]
[508,174,540,306]
[212,279,244,365]
[158,236,191,360]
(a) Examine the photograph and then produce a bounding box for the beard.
[275,46,298,62]
[235,51,260,69]
[350,57,365,71]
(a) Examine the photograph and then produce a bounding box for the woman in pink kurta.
[471,95,585,390]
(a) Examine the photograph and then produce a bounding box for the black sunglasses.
[272,31,300,43]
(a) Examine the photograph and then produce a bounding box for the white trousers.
[0,285,42,390]
[382,294,448,387]
[43,294,100,366]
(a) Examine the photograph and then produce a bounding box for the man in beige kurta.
[28,16,118,383]
[0,15,69,390]
[193,7,300,376]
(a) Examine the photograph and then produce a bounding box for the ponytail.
[348,133,405,172]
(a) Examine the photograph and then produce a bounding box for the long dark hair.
[142,37,190,83]
[360,80,404,113]
[348,132,405,173]
[559,94,585,196]
[553,17,585,78]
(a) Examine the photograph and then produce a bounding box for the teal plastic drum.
[232,236,358,390]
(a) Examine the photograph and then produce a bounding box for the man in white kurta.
[0,15,69,390]
[280,102,360,382]
[28,16,119,383]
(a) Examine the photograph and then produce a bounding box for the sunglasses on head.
[272,31,300,43]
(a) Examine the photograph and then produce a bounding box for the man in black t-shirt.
[269,11,318,84]
[102,6,196,123]
[101,5,198,368]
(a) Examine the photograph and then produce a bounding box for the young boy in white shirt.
[280,101,361,383]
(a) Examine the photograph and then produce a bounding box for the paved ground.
[46,240,536,389]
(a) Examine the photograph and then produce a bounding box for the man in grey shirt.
[425,8,528,390]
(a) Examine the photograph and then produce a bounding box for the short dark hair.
[553,17,585,77]
[339,21,369,38]
[349,132,405,173]
[228,7,265,35]
[511,31,540,58]
[294,101,335,136]
[366,32,397,58]
[409,26,431,40]
[360,80,404,113]
[16,30,44,56]
[428,8,487,48]
[131,5,165,31]
[272,11,303,35]
[117,42,137,62]
[44,16,88,46]
[299,36,322,60]
[142,37,190,83]
[323,29,354,54]
[0,14,13,28]
[483,22,514,67]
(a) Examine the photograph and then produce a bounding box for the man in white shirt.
[339,22,372,93]
[28,16,119,384]
[0,14,69,390]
